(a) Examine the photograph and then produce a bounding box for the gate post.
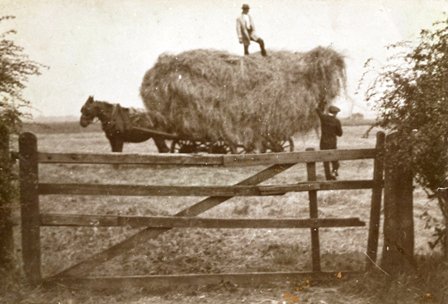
[306,148,321,272]
[381,132,414,274]
[19,132,42,285]
[365,131,385,270]
[0,124,13,271]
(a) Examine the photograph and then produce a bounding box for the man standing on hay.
[236,4,267,56]
[316,105,343,180]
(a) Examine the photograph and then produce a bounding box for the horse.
[80,96,170,153]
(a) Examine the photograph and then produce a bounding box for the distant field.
[22,120,102,134]
[22,118,376,134]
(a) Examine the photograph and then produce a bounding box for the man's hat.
[328,105,341,113]
[242,4,250,9]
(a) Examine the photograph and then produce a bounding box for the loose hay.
[140,47,346,150]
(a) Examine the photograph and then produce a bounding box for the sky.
[1,0,447,119]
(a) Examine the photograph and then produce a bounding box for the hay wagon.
[93,47,345,154]
[139,48,346,155]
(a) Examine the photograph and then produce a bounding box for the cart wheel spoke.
[263,137,295,153]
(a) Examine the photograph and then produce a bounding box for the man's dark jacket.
[316,109,343,149]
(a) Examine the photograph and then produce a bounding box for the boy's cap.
[329,105,341,113]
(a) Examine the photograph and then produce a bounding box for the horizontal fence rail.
[38,180,378,196]
[38,148,377,166]
[46,271,362,290]
[40,213,366,228]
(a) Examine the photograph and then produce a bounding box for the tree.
[0,15,44,277]
[361,17,448,256]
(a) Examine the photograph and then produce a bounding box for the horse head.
[80,96,97,127]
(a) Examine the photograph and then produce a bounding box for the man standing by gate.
[316,105,343,180]
[236,4,267,56]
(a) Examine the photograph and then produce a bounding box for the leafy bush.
[360,17,448,253]
[1,15,45,131]
[0,15,44,278]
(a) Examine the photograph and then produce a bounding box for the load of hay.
[140,47,346,150]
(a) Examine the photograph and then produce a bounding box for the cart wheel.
[265,138,295,153]
[170,139,180,153]
[235,145,248,154]
[170,139,199,153]
[208,141,234,154]
[228,143,247,154]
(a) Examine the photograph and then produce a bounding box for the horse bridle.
[80,105,97,125]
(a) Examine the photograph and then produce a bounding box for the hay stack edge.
[140,47,346,151]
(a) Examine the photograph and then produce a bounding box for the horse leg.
[109,138,123,169]
[153,137,170,153]
[110,138,124,152]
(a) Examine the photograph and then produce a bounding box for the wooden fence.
[17,131,386,289]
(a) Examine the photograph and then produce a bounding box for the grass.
[3,124,448,303]
[341,255,448,303]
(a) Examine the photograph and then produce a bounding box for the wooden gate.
[18,131,385,289]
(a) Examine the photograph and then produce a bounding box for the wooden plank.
[53,164,295,278]
[366,131,385,270]
[306,148,321,272]
[40,213,366,228]
[46,271,362,290]
[259,180,377,195]
[19,132,42,286]
[38,152,223,166]
[38,148,377,166]
[38,180,376,196]
[38,183,260,196]
[223,148,377,166]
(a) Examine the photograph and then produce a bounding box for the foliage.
[0,15,44,279]
[361,17,448,251]
[0,15,45,132]
[362,17,448,191]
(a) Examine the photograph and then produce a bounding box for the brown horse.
[80,96,169,153]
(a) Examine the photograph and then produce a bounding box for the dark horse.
[80,96,169,153]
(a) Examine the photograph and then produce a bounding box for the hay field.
[5,125,446,304]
